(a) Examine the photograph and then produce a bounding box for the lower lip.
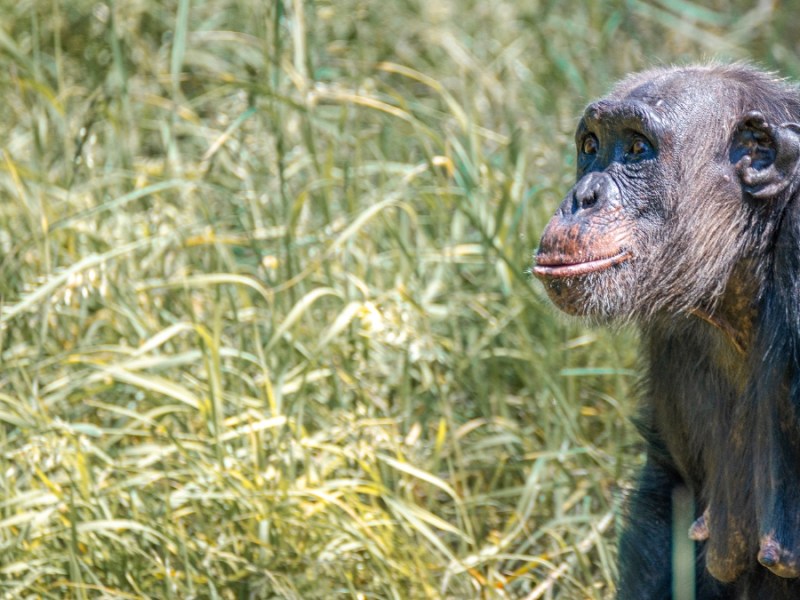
[533,250,632,278]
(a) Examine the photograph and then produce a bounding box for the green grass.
[2,1,800,598]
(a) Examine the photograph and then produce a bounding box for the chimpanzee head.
[533,64,800,322]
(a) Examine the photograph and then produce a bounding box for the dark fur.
[534,64,800,599]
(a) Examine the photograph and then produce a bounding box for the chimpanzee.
[533,64,800,599]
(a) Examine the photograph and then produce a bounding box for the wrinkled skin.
[534,64,800,599]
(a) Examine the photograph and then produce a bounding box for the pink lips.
[533,249,632,278]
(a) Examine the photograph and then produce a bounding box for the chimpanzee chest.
[647,322,749,493]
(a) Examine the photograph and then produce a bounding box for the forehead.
[582,69,740,133]
[613,70,710,103]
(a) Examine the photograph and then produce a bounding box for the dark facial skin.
[535,99,662,278]
[533,64,800,599]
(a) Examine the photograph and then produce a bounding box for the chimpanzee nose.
[572,172,611,214]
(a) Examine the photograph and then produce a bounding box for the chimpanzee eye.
[582,134,599,155]
[629,138,650,156]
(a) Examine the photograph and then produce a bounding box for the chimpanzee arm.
[617,455,729,600]
[616,456,677,599]
[752,226,800,579]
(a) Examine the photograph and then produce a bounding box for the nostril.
[581,190,598,209]
[572,188,599,213]
[569,173,613,215]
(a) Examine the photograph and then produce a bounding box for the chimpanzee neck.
[641,312,751,490]
[690,260,761,356]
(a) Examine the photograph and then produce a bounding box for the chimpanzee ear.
[732,110,800,199]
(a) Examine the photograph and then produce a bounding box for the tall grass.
[1,1,798,598]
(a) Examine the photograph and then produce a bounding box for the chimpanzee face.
[533,68,797,323]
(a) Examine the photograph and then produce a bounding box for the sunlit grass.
[1,1,798,598]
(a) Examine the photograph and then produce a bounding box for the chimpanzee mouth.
[533,249,632,278]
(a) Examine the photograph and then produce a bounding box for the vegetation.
[1,1,799,598]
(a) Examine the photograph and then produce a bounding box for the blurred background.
[0,0,798,598]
